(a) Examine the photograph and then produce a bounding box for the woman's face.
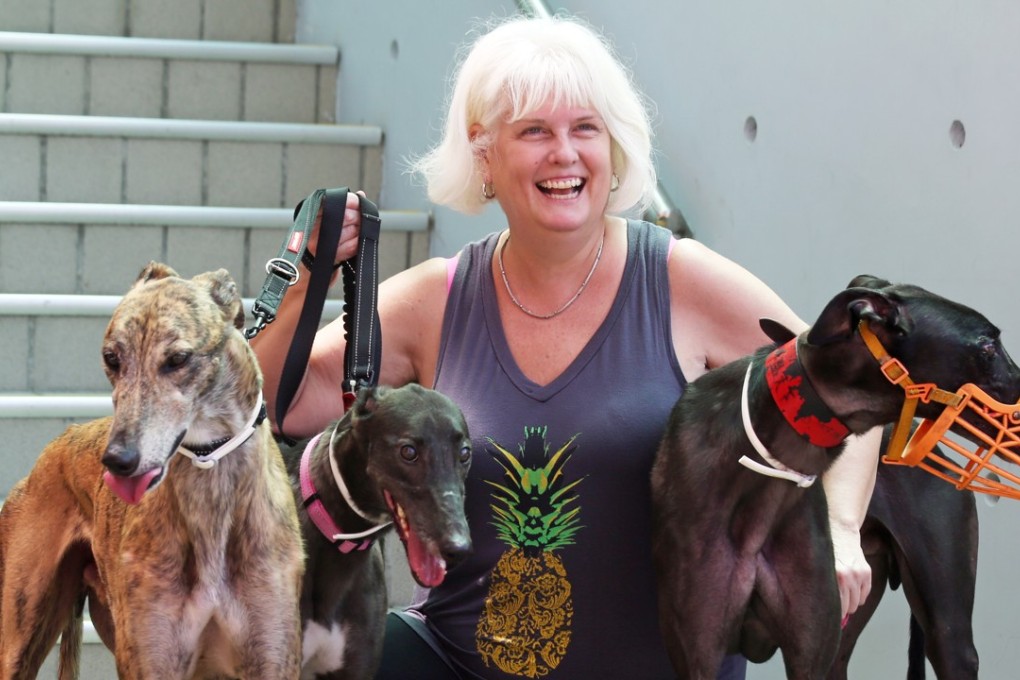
[482,101,613,234]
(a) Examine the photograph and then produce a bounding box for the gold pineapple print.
[476,426,584,677]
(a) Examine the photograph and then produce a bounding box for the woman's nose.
[548,133,579,164]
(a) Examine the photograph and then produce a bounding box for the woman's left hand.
[831,522,872,624]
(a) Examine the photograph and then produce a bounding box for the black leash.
[246,187,382,439]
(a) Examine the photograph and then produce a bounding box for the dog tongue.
[406,529,447,588]
[103,468,161,505]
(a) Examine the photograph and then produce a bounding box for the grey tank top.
[421,220,687,679]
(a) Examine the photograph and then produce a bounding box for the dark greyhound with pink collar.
[282,383,473,680]
[650,275,1020,679]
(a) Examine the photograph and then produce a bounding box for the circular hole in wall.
[744,116,758,142]
[949,119,966,148]
[390,39,399,59]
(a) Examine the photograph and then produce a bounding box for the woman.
[252,14,877,679]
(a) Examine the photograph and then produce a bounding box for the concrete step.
[0,32,338,122]
[0,112,383,208]
[0,201,431,296]
[0,0,297,43]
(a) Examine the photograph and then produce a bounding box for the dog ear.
[807,287,912,345]
[134,261,179,287]
[195,269,245,329]
[759,318,798,344]
[352,386,383,420]
[846,274,892,290]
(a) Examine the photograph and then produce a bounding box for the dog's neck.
[764,338,851,448]
[738,339,855,486]
[301,423,392,550]
[177,395,267,469]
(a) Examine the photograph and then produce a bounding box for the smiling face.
[479,102,613,234]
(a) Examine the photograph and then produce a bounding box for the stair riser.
[1,53,336,123]
[0,0,297,43]
[0,134,379,208]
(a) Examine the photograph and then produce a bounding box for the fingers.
[836,560,871,621]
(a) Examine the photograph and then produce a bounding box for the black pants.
[374,609,748,680]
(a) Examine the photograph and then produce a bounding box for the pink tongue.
[103,468,161,505]
[406,528,447,588]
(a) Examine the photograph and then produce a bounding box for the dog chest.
[301,619,348,677]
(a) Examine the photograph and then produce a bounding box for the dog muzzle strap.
[858,321,1020,499]
[739,362,818,488]
[177,393,266,469]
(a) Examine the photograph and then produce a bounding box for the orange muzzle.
[858,321,1020,500]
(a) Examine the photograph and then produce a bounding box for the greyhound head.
[100,262,260,504]
[343,384,473,587]
[797,275,1020,438]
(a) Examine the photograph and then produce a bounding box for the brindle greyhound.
[0,263,304,679]
[283,383,473,680]
[650,275,1020,679]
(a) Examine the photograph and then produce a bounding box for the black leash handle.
[246,187,382,437]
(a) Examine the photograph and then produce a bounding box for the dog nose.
[441,537,473,570]
[102,446,140,476]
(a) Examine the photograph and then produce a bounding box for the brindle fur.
[0,263,304,679]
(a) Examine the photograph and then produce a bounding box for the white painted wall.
[299,1,1020,676]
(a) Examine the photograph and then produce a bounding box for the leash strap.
[340,195,382,405]
[246,187,381,437]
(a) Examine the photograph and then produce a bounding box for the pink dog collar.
[299,434,374,553]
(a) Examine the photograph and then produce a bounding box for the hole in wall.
[744,116,758,142]
[390,39,400,60]
[950,119,966,148]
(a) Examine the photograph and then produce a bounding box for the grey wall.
[298,1,1020,677]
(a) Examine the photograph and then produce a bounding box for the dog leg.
[0,457,91,680]
[862,461,979,680]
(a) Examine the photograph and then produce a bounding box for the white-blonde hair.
[409,14,657,216]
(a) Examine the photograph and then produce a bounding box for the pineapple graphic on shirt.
[476,426,584,677]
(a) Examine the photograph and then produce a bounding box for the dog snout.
[102,444,140,476]
[440,534,473,570]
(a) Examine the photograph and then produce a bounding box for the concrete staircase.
[0,0,427,674]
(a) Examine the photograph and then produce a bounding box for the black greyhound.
[282,384,473,680]
[651,275,1020,679]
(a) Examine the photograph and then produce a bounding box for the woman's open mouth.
[537,178,585,199]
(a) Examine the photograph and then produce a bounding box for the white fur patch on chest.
[301,619,348,679]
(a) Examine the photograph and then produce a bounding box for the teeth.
[538,178,582,190]
[395,502,409,532]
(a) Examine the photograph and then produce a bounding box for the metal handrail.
[514,0,692,237]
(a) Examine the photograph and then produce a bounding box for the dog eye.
[102,350,120,372]
[164,351,192,370]
[459,446,472,464]
[399,445,419,462]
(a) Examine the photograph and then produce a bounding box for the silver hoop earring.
[610,173,620,192]
[482,181,496,200]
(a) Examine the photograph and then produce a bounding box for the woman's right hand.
[308,189,367,267]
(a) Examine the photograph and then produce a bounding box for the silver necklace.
[497,229,605,320]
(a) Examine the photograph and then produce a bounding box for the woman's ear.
[469,123,490,170]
